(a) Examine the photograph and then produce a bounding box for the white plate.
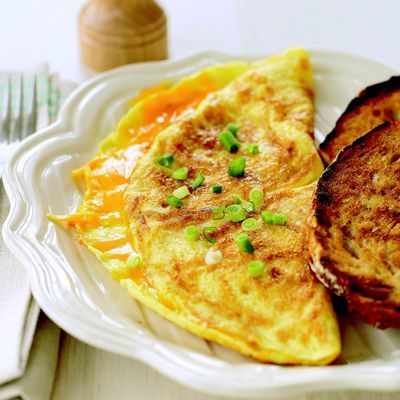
[3,51,400,398]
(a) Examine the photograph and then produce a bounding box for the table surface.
[1,0,400,399]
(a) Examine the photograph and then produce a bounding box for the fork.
[0,74,37,175]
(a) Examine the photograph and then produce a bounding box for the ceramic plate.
[3,51,400,398]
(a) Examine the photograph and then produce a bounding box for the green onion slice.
[172,167,189,180]
[156,153,174,167]
[261,210,273,224]
[226,204,247,222]
[243,201,255,212]
[228,157,246,177]
[126,253,142,269]
[219,130,240,153]
[241,218,258,231]
[232,196,241,204]
[203,226,217,243]
[192,174,205,190]
[227,123,239,136]
[235,233,254,253]
[246,144,259,155]
[212,185,223,193]
[166,196,183,208]
[272,213,288,225]
[262,211,288,225]
[184,226,200,241]
[248,260,265,277]
[212,206,225,220]
[173,185,190,199]
[249,187,264,208]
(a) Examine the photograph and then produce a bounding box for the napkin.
[0,65,76,400]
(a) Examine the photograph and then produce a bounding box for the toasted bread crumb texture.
[310,121,400,328]
[319,76,400,165]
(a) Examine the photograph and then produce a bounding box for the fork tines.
[0,74,37,146]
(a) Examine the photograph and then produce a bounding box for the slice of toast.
[309,121,400,328]
[319,76,400,165]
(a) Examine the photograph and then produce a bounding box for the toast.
[319,76,400,165]
[309,121,400,328]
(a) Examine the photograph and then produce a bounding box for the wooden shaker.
[79,0,168,71]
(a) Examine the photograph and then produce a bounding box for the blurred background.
[1,0,399,82]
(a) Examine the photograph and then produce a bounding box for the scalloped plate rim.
[2,50,400,398]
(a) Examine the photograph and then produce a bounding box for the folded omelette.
[52,48,341,365]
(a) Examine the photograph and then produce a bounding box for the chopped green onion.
[232,196,241,204]
[226,204,247,222]
[272,213,288,225]
[184,226,200,241]
[246,144,259,155]
[249,187,264,208]
[172,167,188,180]
[212,185,223,193]
[203,226,217,243]
[219,130,240,153]
[248,260,265,277]
[212,206,225,220]
[261,211,273,224]
[241,218,258,231]
[126,253,142,269]
[166,196,183,208]
[227,123,239,137]
[235,233,254,253]
[156,153,174,167]
[243,202,255,212]
[228,157,246,177]
[173,185,190,199]
[262,211,288,225]
[192,174,205,190]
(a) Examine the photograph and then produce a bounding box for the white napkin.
[0,184,59,400]
[0,65,76,400]
[0,312,60,400]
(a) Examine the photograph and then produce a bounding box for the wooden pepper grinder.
[79,0,168,71]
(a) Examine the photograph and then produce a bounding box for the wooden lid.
[79,0,168,71]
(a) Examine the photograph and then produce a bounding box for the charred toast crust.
[309,253,400,329]
[324,76,400,123]
[319,76,400,165]
[309,121,400,328]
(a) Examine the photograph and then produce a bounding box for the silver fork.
[0,74,37,175]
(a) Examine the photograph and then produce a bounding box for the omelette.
[52,48,341,365]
